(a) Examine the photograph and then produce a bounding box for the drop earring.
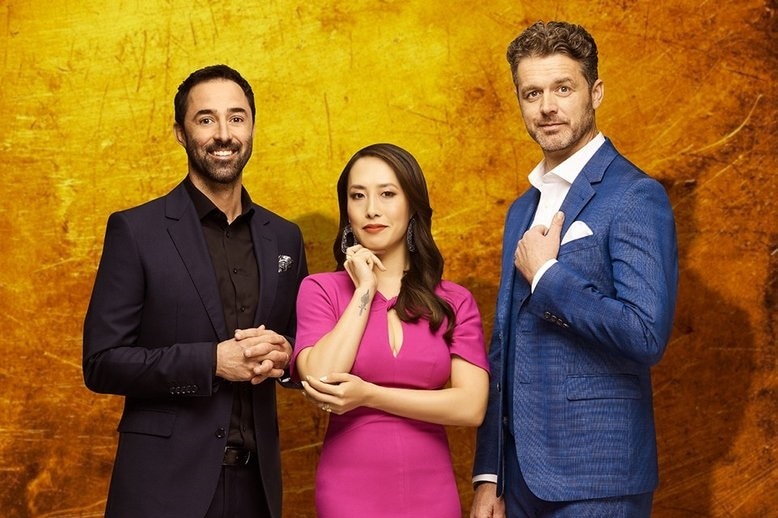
[341,224,357,253]
[406,217,417,253]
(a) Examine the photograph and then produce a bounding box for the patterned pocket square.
[561,220,593,245]
[277,255,293,273]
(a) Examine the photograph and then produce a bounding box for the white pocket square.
[561,220,593,245]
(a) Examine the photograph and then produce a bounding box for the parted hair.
[174,64,256,126]
[506,20,599,88]
[333,143,456,344]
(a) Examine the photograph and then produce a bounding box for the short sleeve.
[290,274,344,380]
[442,282,489,372]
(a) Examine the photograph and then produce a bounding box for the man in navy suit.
[83,65,307,518]
[471,21,678,517]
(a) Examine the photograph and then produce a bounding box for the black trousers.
[204,460,271,518]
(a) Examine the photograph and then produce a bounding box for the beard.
[185,138,253,185]
[528,100,596,155]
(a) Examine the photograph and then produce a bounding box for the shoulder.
[251,203,303,234]
[302,271,352,291]
[437,280,477,308]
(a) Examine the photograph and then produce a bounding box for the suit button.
[496,383,501,392]
[215,427,226,439]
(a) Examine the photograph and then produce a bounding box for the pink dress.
[293,271,489,518]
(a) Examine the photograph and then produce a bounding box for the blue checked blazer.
[474,139,679,501]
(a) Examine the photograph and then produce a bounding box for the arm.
[527,179,679,365]
[294,246,381,379]
[83,212,217,397]
[303,356,489,427]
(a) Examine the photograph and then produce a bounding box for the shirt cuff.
[472,474,498,487]
[531,259,558,292]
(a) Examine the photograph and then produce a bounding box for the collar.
[528,132,606,189]
[183,176,255,222]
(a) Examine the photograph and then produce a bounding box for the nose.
[540,93,557,115]
[366,194,380,218]
[214,119,231,143]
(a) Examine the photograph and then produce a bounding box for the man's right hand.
[215,326,288,383]
[470,482,505,518]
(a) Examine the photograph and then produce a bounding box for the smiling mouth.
[209,148,238,159]
[363,225,387,233]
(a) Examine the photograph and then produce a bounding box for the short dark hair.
[506,21,599,88]
[174,64,255,126]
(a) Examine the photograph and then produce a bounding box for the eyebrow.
[520,77,575,95]
[192,107,249,118]
[349,183,399,190]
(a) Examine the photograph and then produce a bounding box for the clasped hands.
[514,211,564,283]
[216,325,291,385]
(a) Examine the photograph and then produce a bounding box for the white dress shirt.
[528,133,605,291]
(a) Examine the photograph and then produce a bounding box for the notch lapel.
[558,139,619,234]
[250,207,279,326]
[165,183,229,340]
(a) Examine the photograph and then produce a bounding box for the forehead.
[184,79,251,118]
[348,156,400,186]
[516,54,586,87]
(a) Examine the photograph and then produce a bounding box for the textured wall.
[1,1,775,516]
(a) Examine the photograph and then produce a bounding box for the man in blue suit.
[471,21,678,517]
[83,65,307,518]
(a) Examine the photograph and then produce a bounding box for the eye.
[230,115,245,123]
[198,116,215,125]
[381,190,397,198]
[524,90,540,101]
[557,85,572,96]
[349,192,365,200]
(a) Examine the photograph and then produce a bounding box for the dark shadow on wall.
[652,177,756,517]
[277,211,338,517]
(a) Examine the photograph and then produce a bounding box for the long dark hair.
[332,143,456,344]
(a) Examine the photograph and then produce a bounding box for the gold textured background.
[1,1,775,516]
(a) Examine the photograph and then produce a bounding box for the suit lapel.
[558,138,618,234]
[165,183,229,340]
[496,190,538,329]
[250,206,278,326]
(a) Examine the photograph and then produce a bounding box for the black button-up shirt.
[185,178,259,452]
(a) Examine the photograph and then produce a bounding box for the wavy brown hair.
[506,20,599,89]
[332,143,455,344]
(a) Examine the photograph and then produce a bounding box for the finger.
[547,211,565,238]
[234,325,266,340]
[305,375,338,395]
[372,254,387,271]
[320,372,349,384]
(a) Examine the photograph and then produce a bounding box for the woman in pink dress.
[292,143,490,517]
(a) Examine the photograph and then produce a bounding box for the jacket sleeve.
[529,178,679,366]
[82,211,216,398]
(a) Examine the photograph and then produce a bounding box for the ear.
[173,123,186,147]
[591,79,604,110]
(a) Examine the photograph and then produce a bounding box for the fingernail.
[320,376,328,382]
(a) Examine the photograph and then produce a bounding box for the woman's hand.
[343,245,385,290]
[302,372,373,415]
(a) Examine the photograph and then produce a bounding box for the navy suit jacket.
[474,139,678,501]
[83,181,308,518]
